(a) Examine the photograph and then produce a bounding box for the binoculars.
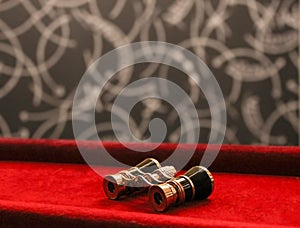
[103,158,214,211]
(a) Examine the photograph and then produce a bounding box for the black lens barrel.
[148,166,214,211]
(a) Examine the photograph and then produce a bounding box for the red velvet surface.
[0,138,299,176]
[0,138,299,227]
[1,162,299,228]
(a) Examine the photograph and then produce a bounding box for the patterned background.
[0,0,299,145]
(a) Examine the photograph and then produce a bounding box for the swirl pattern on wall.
[0,0,299,145]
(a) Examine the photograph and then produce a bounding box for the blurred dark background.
[0,0,298,145]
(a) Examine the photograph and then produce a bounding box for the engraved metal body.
[103,158,176,199]
[148,166,214,211]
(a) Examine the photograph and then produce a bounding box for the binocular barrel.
[148,166,214,211]
[103,158,176,199]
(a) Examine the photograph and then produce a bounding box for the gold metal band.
[180,175,196,201]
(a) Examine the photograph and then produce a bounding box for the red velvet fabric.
[0,138,299,176]
[0,138,299,227]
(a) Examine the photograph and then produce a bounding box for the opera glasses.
[148,166,214,211]
[103,158,176,199]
